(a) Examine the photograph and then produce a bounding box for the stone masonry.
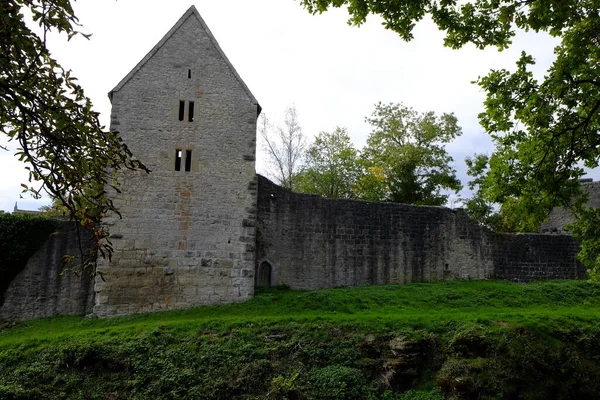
[0,222,95,320]
[256,175,585,289]
[93,6,260,316]
[540,180,600,233]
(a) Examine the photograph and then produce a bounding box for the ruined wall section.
[256,176,584,289]
[0,222,95,320]
[256,176,494,289]
[94,11,257,316]
[540,181,600,233]
[493,234,585,281]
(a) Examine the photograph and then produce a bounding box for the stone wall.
[0,176,587,322]
[93,7,259,316]
[256,175,585,289]
[0,222,95,320]
[493,234,585,281]
[540,181,600,233]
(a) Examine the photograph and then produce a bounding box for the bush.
[0,384,42,400]
[308,365,368,400]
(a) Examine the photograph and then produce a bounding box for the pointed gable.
[109,6,259,112]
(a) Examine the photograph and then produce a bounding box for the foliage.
[259,105,307,190]
[474,49,595,231]
[1,0,148,272]
[2,281,600,398]
[354,165,388,202]
[38,198,68,219]
[294,127,361,199]
[462,154,499,227]
[463,153,538,232]
[568,207,600,281]
[299,0,592,50]
[388,388,444,400]
[0,213,55,305]
[476,23,600,272]
[437,327,600,398]
[357,102,462,205]
[308,365,368,399]
[0,385,42,400]
[291,104,463,206]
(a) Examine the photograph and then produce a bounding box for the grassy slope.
[2,280,600,399]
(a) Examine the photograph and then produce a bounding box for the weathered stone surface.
[492,233,584,281]
[256,175,585,289]
[93,6,258,317]
[0,175,587,321]
[0,222,95,320]
[540,180,600,233]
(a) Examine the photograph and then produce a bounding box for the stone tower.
[94,6,260,316]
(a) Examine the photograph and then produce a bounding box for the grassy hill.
[2,280,600,399]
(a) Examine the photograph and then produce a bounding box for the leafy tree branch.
[1,0,149,273]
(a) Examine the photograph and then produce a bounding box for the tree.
[299,0,600,276]
[357,102,462,205]
[295,127,361,198]
[462,154,497,225]
[299,0,592,50]
[1,1,148,270]
[462,153,534,233]
[259,105,307,190]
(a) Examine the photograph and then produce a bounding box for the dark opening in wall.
[175,149,182,171]
[188,69,191,79]
[178,101,185,121]
[257,261,272,287]
[188,101,195,122]
[185,150,192,172]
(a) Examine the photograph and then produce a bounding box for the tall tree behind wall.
[357,102,462,205]
[295,127,361,199]
[259,105,307,190]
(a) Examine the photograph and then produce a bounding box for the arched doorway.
[257,261,272,287]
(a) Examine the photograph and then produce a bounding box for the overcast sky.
[1,0,577,212]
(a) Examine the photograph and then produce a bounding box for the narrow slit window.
[175,149,182,171]
[178,101,185,121]
[188,69,192,79]
[185,150,192,172]
[188,101,195,122]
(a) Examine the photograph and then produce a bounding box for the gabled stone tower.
[94,6,260,316]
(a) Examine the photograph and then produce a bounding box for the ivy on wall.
[0,213,56,305]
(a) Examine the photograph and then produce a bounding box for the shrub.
[308,365,368,400]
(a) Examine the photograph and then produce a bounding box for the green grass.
[2,280,600,399]
[2,280,600,346]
